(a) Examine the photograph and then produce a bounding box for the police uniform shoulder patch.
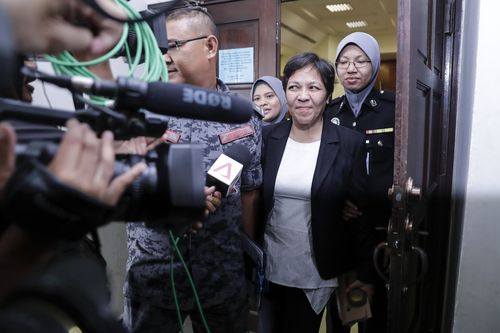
[377,89,395,102]
[163,129,181,143]
[219,125,255,144]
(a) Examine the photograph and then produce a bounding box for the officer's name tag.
[163,129,181,143]
[366,127,394,134]
[219,125,255,144]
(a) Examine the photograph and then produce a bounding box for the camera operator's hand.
[49,119,146,206]
[1,0,125,55]
[2,119,146,241]
[114,136,165,155]
[0,123,15,200]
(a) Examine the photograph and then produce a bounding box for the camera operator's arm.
[0,0,124,55]
[0,119,145,301]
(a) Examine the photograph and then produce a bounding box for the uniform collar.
[362,89,382,113]
[333,89,381,116]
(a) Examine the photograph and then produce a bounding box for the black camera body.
[6,140,206,240]
[113,142,206,229]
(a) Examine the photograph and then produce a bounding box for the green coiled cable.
[45,0,168,105]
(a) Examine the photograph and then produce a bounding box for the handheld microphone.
[206,144,252,197]
[31,72,254,124]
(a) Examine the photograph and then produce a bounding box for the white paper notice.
[218,47,254,84]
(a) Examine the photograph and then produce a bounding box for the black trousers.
[258,282,325,333]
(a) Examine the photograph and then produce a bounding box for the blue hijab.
[251,76,288,125]
[336,32,381,117]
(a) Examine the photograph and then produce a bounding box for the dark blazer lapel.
[311,119,340,195]
[263,121,292,208]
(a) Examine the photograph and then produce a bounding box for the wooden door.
[205,0,281,98]
[380,0,460,332]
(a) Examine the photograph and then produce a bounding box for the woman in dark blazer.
[258,52,374,333]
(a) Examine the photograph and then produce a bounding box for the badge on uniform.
[370,99,378,107]
[365,127,394,134]
[163,129,181,143]
[331,117,340,126]
[219,125,255,144]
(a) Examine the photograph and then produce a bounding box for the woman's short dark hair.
[282,52,335,99]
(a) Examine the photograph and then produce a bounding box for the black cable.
[82,0,184,23]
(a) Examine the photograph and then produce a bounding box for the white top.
[264,137,337,314]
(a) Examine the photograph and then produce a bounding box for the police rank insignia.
[370,99,378,107]
[331,117,340,125]
[219,125,255,144]
[163,129,181,143]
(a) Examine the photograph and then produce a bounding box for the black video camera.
[4,139,206,241]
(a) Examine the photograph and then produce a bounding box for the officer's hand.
[0,122,16,199]
[342,199,363,221]
[204,186,222,216]
[186,186,222,235]
[48,119,146,206]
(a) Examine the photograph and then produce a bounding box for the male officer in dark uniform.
[123,7,262,333]
[325,32,394,333]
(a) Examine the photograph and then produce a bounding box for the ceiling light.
[326,3,353,13]
[346,20,368,28]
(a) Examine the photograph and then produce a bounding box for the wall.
[452,0,500,332]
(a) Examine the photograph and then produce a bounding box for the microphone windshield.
[145,82,254,123]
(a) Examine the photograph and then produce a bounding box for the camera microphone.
[206,144,251,197]
[35,73,254,124]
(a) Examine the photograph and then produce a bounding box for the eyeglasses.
[335,60,371,70]
[167,36,208,51]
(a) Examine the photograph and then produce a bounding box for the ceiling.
[281,0,398,59]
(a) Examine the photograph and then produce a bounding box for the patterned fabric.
[124,79,263,310]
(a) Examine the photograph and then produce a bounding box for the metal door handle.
[373,242,390,283]
[408,245,429,285]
